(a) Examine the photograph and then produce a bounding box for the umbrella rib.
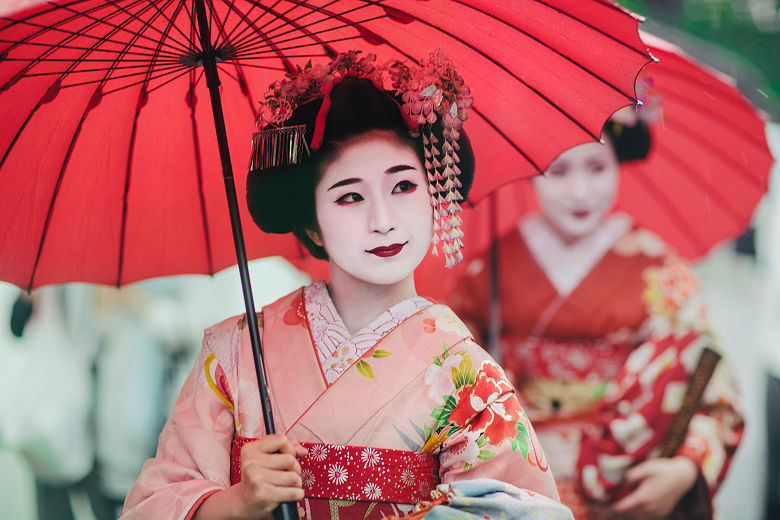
[27,0,190,288]
[450,0,640,101]
[628,167,709,255]
[139,0,202,56]
[342,16,604,151]
[0,104,40,172]
[9,1,191,59]
[0,1,157,171]
[0,39,179,61]
[227,0,327,53]
[1,55,184,64]
[117,93,143,288]
[38,62,189,89]
[73,0,194,57]
[187,80,215,276]
[228,0,377,57]
[205,0,230,50]
[3,16,185,64]
[0,0,142,51]
[218,0,300,73]
[532,0,652,59]
[229,34,362,60]
[220,0,285,46]
[21,61,188,78]
[115,0,201,284]
[317,4,604,142]
[231,15,384,58]
[102,58,192,96]
[472,106,544,175]
[99,1,192,95]
[27,93,96,290]
[221,60,291,71]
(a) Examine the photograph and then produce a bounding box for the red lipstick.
[367,243,406,257]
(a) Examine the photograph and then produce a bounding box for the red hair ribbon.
[309,77,420,151]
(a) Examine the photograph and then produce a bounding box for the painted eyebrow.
[327,177,361,191]
[385,164,416,174]
[326,165,416,191]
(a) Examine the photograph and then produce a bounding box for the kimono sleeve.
[119,316,246,520]
[576,255,744,502]
[427,339,560,502]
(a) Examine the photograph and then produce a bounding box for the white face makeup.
[313,130,433,287]
[532,138,620,242]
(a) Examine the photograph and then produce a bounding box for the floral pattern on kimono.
[120,282,558,520]
[449,214,744,519]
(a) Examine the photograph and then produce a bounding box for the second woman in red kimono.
[449,112,744,520]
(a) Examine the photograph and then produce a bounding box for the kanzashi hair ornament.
[249,50,473,267]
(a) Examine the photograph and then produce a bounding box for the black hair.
[246,77,475,260]
[603,119,652,163]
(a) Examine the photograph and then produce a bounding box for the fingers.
[242,435,304,474]
[623,459,657,483]
[246,433,298,455]
[291,439,309,458]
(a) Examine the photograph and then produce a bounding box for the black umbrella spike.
[193,0,299,518]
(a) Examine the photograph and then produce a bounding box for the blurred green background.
[621,0,779,119]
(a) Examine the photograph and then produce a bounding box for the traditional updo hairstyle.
[246,77,475,260]
[603,119,652,163]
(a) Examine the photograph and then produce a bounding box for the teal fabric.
[422,479,573,520]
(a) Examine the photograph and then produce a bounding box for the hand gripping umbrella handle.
[194,0,299,518]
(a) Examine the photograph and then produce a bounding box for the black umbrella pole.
[487,192,502,364]
[194,1,299,519]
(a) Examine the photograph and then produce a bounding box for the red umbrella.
[0,0,652,290]
[0,3,650,515]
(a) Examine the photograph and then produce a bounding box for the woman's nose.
[369,199,395,234]
[568,172,590,199]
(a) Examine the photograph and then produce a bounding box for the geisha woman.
[448,108,745,519]
[119,51,571,520]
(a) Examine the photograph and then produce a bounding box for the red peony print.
[448,361,525,445]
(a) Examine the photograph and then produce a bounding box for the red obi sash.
[232,437,439,504]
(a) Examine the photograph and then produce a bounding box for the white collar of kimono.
[519,212,633,298]
[303,280,432,385]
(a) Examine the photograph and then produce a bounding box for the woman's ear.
[306,228,324,247]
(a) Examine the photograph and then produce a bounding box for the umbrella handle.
[194,0,299,518]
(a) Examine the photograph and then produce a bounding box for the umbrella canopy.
[0,0,651,291]
[417,31,774,291]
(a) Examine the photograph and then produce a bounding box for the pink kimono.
[449,214,744,519]
[120,281,558,519]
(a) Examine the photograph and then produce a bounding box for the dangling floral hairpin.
[250,49,473,268]
[389,50,473,267]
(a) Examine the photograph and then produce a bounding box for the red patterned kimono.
[120,281,558,519]
[449,214,744,519]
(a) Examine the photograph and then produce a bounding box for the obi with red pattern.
[232,437,439,504]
